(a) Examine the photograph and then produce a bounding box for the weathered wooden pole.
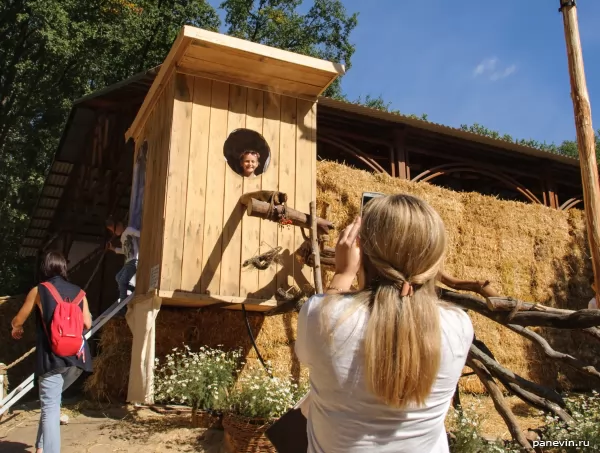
[559,1,600,294]
[309,201,324,294]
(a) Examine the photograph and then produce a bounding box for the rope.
[0,347,36,374]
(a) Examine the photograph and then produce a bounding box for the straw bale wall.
[84,160,599,401]
[84,309,304,401]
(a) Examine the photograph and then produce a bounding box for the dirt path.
[0,405,224,453]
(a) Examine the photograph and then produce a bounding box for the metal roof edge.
[317,97,581,168]
[73,66,160,106]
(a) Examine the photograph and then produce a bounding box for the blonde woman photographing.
[295,194,474,453]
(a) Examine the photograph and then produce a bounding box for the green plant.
[447,405,520,453]
[540,390,600,452]
[153,345,242,412]
[227,366,306,419]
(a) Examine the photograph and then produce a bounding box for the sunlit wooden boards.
[135,74,175,296]
[126,25,344,142]
[140,73,317,308]
[127,25,343,310]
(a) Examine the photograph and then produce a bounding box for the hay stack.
[317,161,597,393]
[86,160,599,401]
[85,308,305,402]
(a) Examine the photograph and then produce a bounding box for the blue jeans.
[35,366,82,452]
[116,259,137,301]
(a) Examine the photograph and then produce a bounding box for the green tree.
[0,0,220,295]
[218,0,358,98]
[0,0,358,295]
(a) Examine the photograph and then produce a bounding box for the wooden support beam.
[310,201,324,294]
[242,198,334,233]
[560,1,600,296]
[394,129,409,179]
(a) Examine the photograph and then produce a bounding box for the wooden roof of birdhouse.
[125,26,345,142]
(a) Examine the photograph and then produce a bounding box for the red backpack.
[41,281,86,359]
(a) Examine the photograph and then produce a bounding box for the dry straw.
[83,160,599,399]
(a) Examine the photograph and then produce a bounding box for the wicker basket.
[222,413,276,453]
[191,408,223,430]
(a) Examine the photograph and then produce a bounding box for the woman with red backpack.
[11,251,93,453]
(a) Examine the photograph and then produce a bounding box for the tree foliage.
[0,0,357,295]
[219,0,357,98]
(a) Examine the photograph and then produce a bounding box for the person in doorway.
[106,218,140,306]
[295,194,474,453]
[589,275,598,310]
[11,251,93,453]
[239,149,260,177]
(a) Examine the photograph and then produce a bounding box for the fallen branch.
[487,297,577,315]
[473,339,574,424]
[438,272,500,298]
[497,376,574,425]
[242,198,334,234]
[467,356,534,452]
[469,344,565,407]
[506,324,600,383]
[441,289,600,329]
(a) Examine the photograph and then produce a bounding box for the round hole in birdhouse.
[223,128,271,177]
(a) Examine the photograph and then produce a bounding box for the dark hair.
[591,274,596,285]
[40,251,68,281]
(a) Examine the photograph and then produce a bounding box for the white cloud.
[474,57,498,76]
[473,57,516,81]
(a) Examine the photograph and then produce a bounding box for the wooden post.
[309,201,324,294]
[559,1,600,293]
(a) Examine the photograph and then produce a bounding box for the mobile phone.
[361,192,385,215]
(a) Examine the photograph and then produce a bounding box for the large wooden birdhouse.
[125,26,344,311]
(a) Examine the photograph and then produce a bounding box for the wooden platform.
[158,290,277,312]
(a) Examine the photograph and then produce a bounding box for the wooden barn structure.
[17,26,590,402]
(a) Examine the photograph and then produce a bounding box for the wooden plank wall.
[158,72,316,301]
[135,74,176,295]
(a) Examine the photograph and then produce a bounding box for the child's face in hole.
[240,153,259,176]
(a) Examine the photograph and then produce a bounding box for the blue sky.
[210,1,600,146]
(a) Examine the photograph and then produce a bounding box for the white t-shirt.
[295,294,474,453]
[589,297,597,310]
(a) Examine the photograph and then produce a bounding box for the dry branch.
[467,356,534,452]
[506,324,600,383]
[470,344,565,407]
[473,339,575,424]
[487,297,577,315]
[497,376,574,425]
[438,272,500,298]
[242,198,334,233]
[440,289,600,329]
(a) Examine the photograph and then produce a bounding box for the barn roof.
[317,97,579,167]
[19,68,157,257]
